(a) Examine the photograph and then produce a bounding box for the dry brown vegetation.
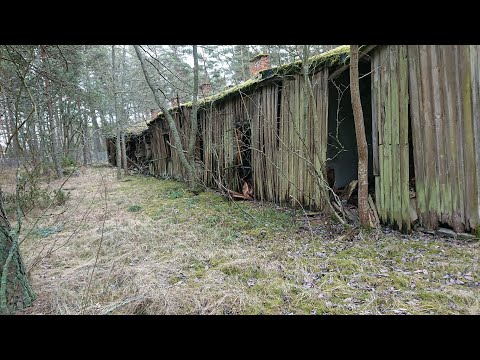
[2,166,478,315]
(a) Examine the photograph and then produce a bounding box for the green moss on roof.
[144,45,374,129]
[271,45,351,76]
[146,76,263,125]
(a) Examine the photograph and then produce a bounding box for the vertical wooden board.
[254,94,260,199]
[299,75,306,206]
[265,87,272,201]
[321,70,329,209]
[261,90,266,201]
[294,75,301,206]
[313,71,322,208]
[280,81,288,204]
[208,110,213,186]
[439,47,454,226]
[453,46,467,226]
[398,45,410,232]
[285,79,295,206]
[419,45,439,228]
[305,75,312,208]
[470,45,480,228]
[460,45,476,230]
[375,48,386,221]
[264,88,270,201]
[298,75,305,205]
[390,45,402,229]
[251,99,257,197]
[291,76,298,206]
[384,45,391,223]
[438,46,459,230]
[407,45,427,224]
[255,92,263,200]
[271,86,277,202]
[288,79,295,205]
[383,46,393,224]
[304,80,311,208]
[430,46,449,223]
[281,83,287,203]
[298,75,305,206]
[273,85,280,204]
[313,70,326,209]
[371,50,380,176]
[278,83,285,204]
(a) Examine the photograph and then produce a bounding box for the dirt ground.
[3,166,478,314]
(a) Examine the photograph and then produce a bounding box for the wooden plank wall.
[371,45,411,232]
[149,109,192,179]
[147,69,330,211]
[200,96,251,193]
[251,69,329,210]
[407,45,479,232]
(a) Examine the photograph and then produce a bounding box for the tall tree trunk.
[1,94,12,155]
[134,45,196,184]
[85,75,103,163]
[4,92,20,158]
[187,45,199,188]
[0,186,36,314]
[82,112,89,166]
[350,45,370,227]
[47,90,63,177]
[112,46,122,180]
[55,101,64,160]
[25,109,38,168]
[37,111,47,174]
[120,46,128,175]
[41,46,63,178]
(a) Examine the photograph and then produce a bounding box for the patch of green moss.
[127,205,143,213]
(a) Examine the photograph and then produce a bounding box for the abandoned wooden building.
[107,45,480,234]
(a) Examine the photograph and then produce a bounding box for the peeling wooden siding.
[372,45,480,232]
[371,45,410,231]
[200,96,252,193]
[250,69,329,210]
[407,45,480,232]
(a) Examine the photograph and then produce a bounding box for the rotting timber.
[107,45,480,235]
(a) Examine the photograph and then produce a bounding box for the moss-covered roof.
[105,121,149,139]
[137,45,375,133]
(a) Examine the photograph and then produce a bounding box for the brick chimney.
[249,54,270,77]
[150,109,159,118]
[199,83,212,97]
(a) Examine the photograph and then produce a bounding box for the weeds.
[12,167,480,315]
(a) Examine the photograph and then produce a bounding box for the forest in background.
[0,45,338,172]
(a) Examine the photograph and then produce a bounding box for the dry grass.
[5,166,478,315]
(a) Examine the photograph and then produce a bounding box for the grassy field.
[2,166,478,314]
